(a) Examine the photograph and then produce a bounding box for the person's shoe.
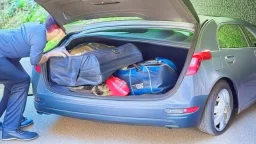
[0,117,34,131]
[2,129,38,141]
[20,117,34,128]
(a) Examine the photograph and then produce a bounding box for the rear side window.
[217,24,249,48]
[242,27,256,47]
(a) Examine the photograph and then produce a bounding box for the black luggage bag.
[49,43,143,86]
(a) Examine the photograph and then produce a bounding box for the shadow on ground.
[7,97,253,144]
[0,96,255,144]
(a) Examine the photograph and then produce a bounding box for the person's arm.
[37,55,49,64]
[29,29,47,65]
[37,48,68,64]
[30,30,68,65]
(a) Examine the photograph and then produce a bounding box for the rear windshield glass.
[83,28,193,46]
[64,17,193,46]
[64,17,142,33]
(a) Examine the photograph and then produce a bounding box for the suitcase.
[114,58,178,95]
[49,43,143,86]
[69,42,115,56]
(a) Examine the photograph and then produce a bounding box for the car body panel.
[35,0,199,27]
[32,69,207,128]
[32,16,256,128]
[221,49,256,107]
[196,17,256,113]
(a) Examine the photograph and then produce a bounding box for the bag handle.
[142,66,153,93]
[132,64,141,71]
[131,60,159,71]
[139,60,160,66]
[129,69,135,95]
[129,65,153,95]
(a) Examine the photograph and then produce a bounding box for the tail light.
[186,50,212,76]
[164,106,199,114]
[35,65,41,73]
[183,106,200,113]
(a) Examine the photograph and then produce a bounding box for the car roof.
[199,15,255,27]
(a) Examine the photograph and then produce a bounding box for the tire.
[198,80,234,135]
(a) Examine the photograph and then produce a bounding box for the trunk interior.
[45,35,189,98]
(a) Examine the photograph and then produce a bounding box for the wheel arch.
[213,77,239,113]
[198,77,238,135]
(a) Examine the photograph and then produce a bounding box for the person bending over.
[0,15,67,141]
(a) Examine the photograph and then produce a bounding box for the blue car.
[33,0,256,135]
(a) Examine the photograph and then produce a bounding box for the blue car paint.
[30,20,216,129]
[32,69,207,128]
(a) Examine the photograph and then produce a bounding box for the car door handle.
[225,55,235,63]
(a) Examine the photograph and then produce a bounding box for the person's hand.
[45,46,70,59]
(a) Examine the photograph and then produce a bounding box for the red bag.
[106,76,130,96]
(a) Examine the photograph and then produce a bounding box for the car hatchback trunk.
[43,33,190,99]
[35,0,198,99]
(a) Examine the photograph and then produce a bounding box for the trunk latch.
[112,49,120,54]
[89,0,120,5]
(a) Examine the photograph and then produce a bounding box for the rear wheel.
[198,80,234,135]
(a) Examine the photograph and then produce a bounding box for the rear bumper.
[32,70,208,128]
[34,99,202,128]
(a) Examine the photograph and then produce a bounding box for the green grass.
[191,0,256,25]
[218,25,248,48]
[243,27,256,46]
[191,0,256,48]
[0,0,48,29]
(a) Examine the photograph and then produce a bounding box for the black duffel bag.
[49,43,143,86]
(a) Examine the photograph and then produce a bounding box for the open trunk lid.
[35,0,199,27]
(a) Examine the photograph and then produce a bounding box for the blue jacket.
[0,22,46,65]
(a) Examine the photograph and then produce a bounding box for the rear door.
[240,26,256,107]
[217,24,256,109]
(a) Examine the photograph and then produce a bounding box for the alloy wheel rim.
[214,89,232,131]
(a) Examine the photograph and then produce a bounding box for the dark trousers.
[0,57,30,131]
